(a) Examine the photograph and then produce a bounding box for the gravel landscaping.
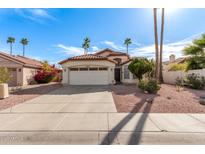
[0,83,62,111]
[111,84,205,113]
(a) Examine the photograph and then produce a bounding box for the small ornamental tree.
[0,67,10,84]
[34,61,60,84]
[128,58,154,81]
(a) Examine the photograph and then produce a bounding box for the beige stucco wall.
[0,57,23,86]
[108,55,129,63]
[22,67,38,85]
[163,69,205,85]
[0,56,39,86]
[121,61,138,84]
[61,60,115,84]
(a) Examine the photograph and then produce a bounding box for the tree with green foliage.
[183,34,205,70]
[7,37,15,55]
[82,37,90,55]
[20,38,29,56]
[0,67,10,84]
[128,58,154,81]
[42,61,53,72]
[124,38,132,54]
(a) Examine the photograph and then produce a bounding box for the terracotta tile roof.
[95,48,128,56]
[0,51,42,68]
[15,55,42,68]
[120,59,132,65]
[59,54,117,64]
[163,56,191,65]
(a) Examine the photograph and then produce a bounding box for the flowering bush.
[34,61,61,84]
[34,70,55,83]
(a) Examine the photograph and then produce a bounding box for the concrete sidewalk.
[0,113,205,144]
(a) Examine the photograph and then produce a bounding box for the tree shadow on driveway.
[100,96,155,145]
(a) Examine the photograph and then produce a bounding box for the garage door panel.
[70,71,108,85]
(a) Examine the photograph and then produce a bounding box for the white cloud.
[55,44,84,56]
[14,9,56,23]
[130,32,204,61]
[91,46,99,51]
[103,41,124,50]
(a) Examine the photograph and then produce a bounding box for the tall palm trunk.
[153,8,159,80]
[159,8,165,83]
[126,44,128,54]
[10,43,12,55]
[23,45,25,56]
[84,48,87,55]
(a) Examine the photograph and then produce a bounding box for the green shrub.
[185,56,205,71]
[138,78,160,94]
[184,73,205,89]
[128,58,154,81]
[168,63,187,71]
[0,67,10,84]
[175,77,184,86]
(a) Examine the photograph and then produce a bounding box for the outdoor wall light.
[64,69,66,72]
[18,68,21,72]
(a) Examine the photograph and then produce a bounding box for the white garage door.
[69,67,109,85]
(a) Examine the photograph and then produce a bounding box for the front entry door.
[114,68,121,83]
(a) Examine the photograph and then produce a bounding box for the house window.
[79,67,88,71]
[99,67,108,71]
[89,67,98,71]
[133,74,137,79]
[70,68,78,71]
[124,65,130,79]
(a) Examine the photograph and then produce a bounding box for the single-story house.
[0,51,42,86]
[59,48,138,85]
[163,54,191,71]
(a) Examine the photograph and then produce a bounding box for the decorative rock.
[199,96,205,105]
[167,96,171,100]
[145,98,153,103]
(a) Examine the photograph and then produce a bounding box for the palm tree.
[7,37,15,55]
[153,8,159,80]
[159,8,165,83]
[82,37,90,55]
[124,38,132,54]
[20,38,29,56]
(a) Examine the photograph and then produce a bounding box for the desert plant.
[175,77,184,92]
[128,58,154,81]
[0,67,10,84]
[168,63,187,71]
[138,78,160,94]
[184,73,205,90]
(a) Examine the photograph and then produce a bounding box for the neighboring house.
[163,54,190,71]
[0,51,42,86]
[59,48,137,85]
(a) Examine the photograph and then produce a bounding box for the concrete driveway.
[3,85,117,113]
[1,85,205,144]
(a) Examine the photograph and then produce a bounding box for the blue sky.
[0,8,205,66]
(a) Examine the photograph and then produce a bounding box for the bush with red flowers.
[34,61,61,84]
